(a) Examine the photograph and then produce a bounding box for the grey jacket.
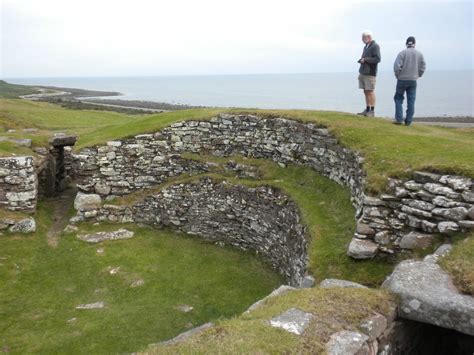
[359,41,381,76]
[393,47,426,80]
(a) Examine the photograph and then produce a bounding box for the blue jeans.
[394,80,417,124]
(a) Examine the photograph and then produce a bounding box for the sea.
[7,70,474,118]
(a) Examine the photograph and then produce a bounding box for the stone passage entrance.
[40,135,77,197]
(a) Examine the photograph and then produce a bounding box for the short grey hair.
[362,30,373,37]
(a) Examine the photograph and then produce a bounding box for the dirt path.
[46,188,76,247]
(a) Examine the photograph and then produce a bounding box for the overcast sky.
[1,0,472,78]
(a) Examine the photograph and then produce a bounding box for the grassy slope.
[0,200,281,353]
[0,81,40,99]
[440,234,474,296]
[1,99,472,193]
[146,287,394,354]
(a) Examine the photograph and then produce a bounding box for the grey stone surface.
[399,232,434,250]
[325,330,370,355]
[299,275,315,288]
[74,193,102,212]
[9,218,36,233]
[268,308,314,335]
[77,228,134,243]
[359,313,388,341]
[158,322,214,346]
[382,258,474,336]
[319,278,368,289]
[347,238,378,259]
[437,221,459,234]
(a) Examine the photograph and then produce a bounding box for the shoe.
[405,122,411,126]
[357,109,368,116]
[392,120,403,125]
[366,111,374,117]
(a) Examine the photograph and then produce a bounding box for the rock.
[402,199,435,211]
[347,238,378,259]
[50,134,77,147]
[399,232,434,250]
[268,308,314,335]
[74,193,102,211]
[63,224,78,234]
[439,175,472,191]
[374,231,392,245]
[432,195,460,208]
[468,207,474,220]
[108,267,120,275]
[6,190,36,202]
[325,330,369,355]
[433,243,452,257]
[75,301,105,310]
[461,191,474,203]
[421,220,437,233]
[437,221,459,234]
[404,181,423,191]
[359,313,388,341]
[246,285,295,313]
[300,275,315,288]
[432,207,468,221]
[96,247,105,254]
[67,317,77,323]
[382,258,474,336]
[9,218,36,233]
[130,279,145,288]
[158,323,214,346]
[423,183,459,199]
[94,184,111,196]
[176,305,194,313]
[459,220,474,229]
[319,279,368,289]
[77,228,134,243]
[364,196,385,206]
[413,171,441,184]
[356,222,375,236]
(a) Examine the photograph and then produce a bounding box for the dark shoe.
[357,109,368,116]
[366,111,374,117]
[392,120,403,125]
[405,122,412,126]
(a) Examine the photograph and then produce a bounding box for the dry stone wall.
[0,156,37,212]
[71,114,474,258]
[72,178,308,286]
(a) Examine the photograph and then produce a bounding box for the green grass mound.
[145,287,395,354]
[0,200,281,353]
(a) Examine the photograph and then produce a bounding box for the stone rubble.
[268,308,314,335]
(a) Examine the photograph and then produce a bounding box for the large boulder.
[74,193,102,211]
[382,256,474,336]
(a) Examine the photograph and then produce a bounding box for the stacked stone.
[72,178,308,287]
[72,114,366,210]
[0,156,37,212]
[349,172,474,258]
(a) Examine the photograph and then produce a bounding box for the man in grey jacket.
[393,36,426,126]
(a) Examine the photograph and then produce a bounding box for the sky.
[1,0,472,78]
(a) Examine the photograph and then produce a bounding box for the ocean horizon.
[7,70,474,118]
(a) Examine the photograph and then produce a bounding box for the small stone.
[63,224,78,234]
[9,218,36,233]
[413,171,441,184]
[108,267,120,275]
[75,301,104,310]
[400,232,434,250]
[438,221,459,234]
[421,220,437,233]
[269,308,314,335]
[459,220,474,229]
[356,222,375,236]
[96,247,105,254]
[77,229,134,243]
[94,184,111,196]
[50,135,77,147]
[432,196,460,208]
[67,317,77,323]
[439,175,472,191]
[423,183,459,199]
[461,191,474,203]
[432,207,468,221]
[347,238,378,259]
[374,231,392,245]
[130,279,145,288]
[300,275,315,288]
[176,304,194,313]
[404,181,423,191]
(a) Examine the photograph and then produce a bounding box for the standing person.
[357,30,381,117]
[393,36,426,126]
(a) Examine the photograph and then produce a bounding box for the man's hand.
[359,58,366,64]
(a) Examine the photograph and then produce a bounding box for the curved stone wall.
[72,178,308,286]
[72,114,474,258]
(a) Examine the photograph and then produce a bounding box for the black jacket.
[359,41,381,77]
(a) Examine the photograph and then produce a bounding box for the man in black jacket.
[357,30,381,117]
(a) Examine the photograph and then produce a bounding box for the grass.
[107,154,394,286]
[0,199,281,354]
[145,287,395,354]
[0,81,40,99]
[1,99,472,193]
[440,234,474,295]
